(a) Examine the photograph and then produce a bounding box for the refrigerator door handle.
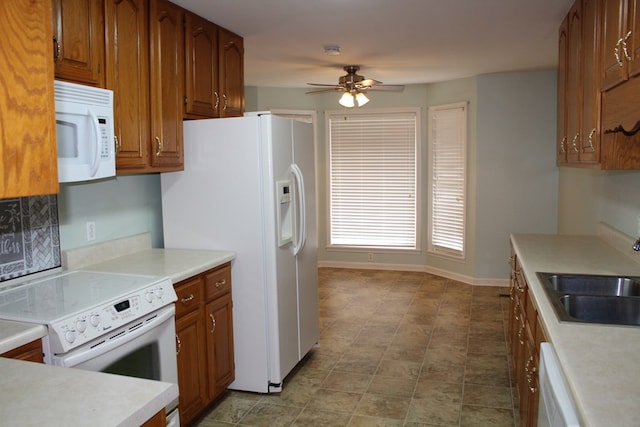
[290,163,306,256]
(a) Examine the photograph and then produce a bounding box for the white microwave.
[54,80,116,183]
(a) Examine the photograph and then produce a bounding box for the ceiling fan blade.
[305,88,342,94]
[306,83,340,87]
[365,84,405,92]
[358,78,382,87]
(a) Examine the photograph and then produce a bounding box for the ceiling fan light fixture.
[339,91,355,108]
[355,92,369,107]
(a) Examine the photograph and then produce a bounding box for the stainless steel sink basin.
[559,295,640,326]
[537,272,640,326]
[538,272,640,296]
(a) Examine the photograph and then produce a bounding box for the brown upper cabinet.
[557,0,602,167]
[149,0,184,171]
[184,12,220,118]
[218,28,245,118]
[52,0,105,87]
[601,0,640,90]
[105,0,151,172]
[1,0,58,198]
[558,0,640,169]
[184,16,244,119]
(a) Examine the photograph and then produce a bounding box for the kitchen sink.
[559,295,640,326]
[537,272,640,326]
[538,272,640,297]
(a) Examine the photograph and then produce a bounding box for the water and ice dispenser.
[276,180,293,247]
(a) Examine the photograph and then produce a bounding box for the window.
[428,102,467,259]
[327,109,419,250]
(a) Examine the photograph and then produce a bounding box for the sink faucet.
[634,238,640,251]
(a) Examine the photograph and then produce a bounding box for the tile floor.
[194,268,517,427]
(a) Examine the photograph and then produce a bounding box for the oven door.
[45,304,179,425]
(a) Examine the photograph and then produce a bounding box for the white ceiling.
[171,0,574,88]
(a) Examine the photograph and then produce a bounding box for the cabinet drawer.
[175,277,204,317]
[205,264,232,301]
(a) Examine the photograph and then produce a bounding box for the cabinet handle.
[155,136,162,156]
[180,294,194,304]
[623,31,633,61]
[559,136,567,154]
[114,135,119,153]
[53,36,61,62]
[615,38,624,66]
[176,334,181,355]
[518,321,525,345]
[222,94,228,111]
[583,128,595,152]
[214,92,220,109]
[525,356,537,393]
[210,313,216,334]
[215,279,226,288]
[571,133,579,153]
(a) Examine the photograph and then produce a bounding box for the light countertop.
[0,357,177,426]
[0,320,47,355]
[511,232,640,427]
[77,248,236,283]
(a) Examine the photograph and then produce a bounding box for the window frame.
[427,102,467,260]
[325,107,421,253]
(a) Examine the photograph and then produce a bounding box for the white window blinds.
[328,110,418,249]
[428,103,467,259]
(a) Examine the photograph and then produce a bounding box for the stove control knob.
[89,314,101,327]
[76,319,87,333]
[154,287,164,299]
[65,330,76,343]
[145,291,155,303]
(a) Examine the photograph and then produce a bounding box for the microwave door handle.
[87,108,101,177]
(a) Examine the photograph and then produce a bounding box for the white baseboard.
[317,260,509,287]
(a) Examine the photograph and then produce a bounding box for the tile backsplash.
[0,195,60,282]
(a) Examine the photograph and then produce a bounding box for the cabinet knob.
[571,133,579,153]
[215,279,226,288]
[214,92,220,109]
[623,31,633,61]
[222,94,228,111]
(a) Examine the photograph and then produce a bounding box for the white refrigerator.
[160,113,319,393]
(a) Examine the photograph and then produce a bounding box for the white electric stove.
[0,270,177,354]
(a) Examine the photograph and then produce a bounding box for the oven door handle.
[57,305,175,368]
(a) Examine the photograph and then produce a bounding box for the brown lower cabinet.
[0,339,44,363]
[508,248,547,427]
[174,262,234,426]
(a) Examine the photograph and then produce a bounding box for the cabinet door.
[52,0,105,87]
[1,340,43,363]
[105,0,150,171]
[176,309,207,426]
[0,0,58,198]
[581,0,603,163]
[602,0,629,90]
[205,293,235,401]
[218,28,244,118]
[629,0,640,78]
[149,0,184,171]
[567,3,583,163]
[557,15,569,165]
[185,13,220,118]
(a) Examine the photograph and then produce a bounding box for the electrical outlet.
[86,221,96,241]
[367,252,374,261]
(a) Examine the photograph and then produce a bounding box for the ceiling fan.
[306,65,405,107]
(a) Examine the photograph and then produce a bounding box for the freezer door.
[291,120,320,358]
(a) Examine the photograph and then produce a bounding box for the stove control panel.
[47,278,176,354]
